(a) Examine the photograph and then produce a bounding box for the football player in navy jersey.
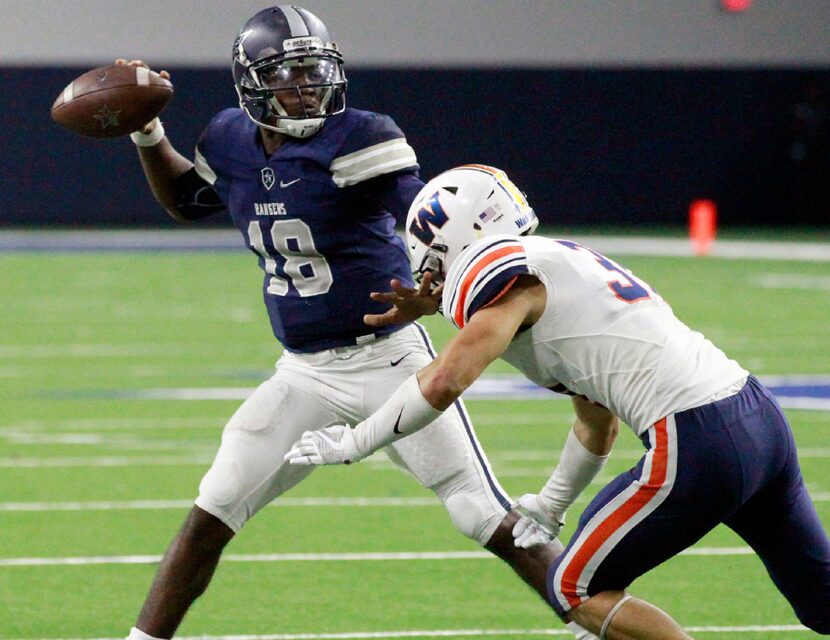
[119,6,562,640]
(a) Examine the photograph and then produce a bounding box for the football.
[51,64,174,138]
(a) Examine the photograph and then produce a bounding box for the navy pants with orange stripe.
[545,376,830,633]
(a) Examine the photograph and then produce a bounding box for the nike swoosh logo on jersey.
[390,353,411,367]
[393,408,405,435]
[280,178,301,188]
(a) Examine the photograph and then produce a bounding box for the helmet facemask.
[233,3,348,140]
[412,237,449,289]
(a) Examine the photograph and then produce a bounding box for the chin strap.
[238,98,327,139]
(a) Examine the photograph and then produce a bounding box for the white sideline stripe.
[91,373,830,408]
[571,236,830,262]
[3,231,830,261]
[12,626,812,640]
[0,547,758,567]
[4,452,830,472]
[756,272,830,291]
[0,497,440,512]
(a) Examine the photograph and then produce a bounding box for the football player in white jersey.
[286,165,830,639]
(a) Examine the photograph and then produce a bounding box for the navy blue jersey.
[193,108,424,352]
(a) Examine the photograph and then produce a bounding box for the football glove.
[284,423,365,466]
[512,493,566,549]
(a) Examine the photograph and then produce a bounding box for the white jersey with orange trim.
[442,234,748,434]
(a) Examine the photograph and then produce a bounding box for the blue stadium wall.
[5,67,829,227]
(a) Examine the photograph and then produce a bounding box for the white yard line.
[0,343,188,358]
[0,497,440,512]
[0,547,759,568]
[0,455,215,468]
[11,625,812,640]
[2,491,827,513]
[0,417,224,431]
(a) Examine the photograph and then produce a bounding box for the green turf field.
[1,247,828,639]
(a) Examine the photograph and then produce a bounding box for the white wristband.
[130,120,165,147]
[538,427,609,517]
[352,374,442,454]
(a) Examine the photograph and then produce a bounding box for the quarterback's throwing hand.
[284,424,364,466]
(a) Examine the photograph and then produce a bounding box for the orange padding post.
[689,199,717,256]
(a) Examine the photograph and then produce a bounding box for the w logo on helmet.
[409,192,449,246]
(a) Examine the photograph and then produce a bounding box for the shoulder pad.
[330,110,418,187]
[444,236,529,329]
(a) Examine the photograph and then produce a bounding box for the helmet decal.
[233,29,254,65]
[283,36,325,52]
[409,192,450,246]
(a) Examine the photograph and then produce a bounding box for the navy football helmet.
[232,5,347,138]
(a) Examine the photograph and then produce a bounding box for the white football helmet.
[406,165,538,285]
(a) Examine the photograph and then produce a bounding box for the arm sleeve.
[443,236,530,329]
[351,374,442,455]
[347,171,425,224]
[537,427,610,518]
[173,167,227,221]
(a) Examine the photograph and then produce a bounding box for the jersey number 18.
[248,220,334,297]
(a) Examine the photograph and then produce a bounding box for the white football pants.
[196,323,511,544]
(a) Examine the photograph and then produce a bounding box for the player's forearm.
[352,287,530,455]
[135,135,194,221]
[418,347,493,411]
[572,395,618,456]
[537,425,611,518]
[348,354,480,457]
[419,307,520,410]
[350,374,443,455]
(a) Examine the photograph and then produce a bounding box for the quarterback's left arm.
[351,169,438,327]
[349,170,424,224]
[285,275,546,465]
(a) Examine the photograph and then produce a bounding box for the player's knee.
[196,457,247,532]
[444,492,502,545]
[177,506,235,556]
